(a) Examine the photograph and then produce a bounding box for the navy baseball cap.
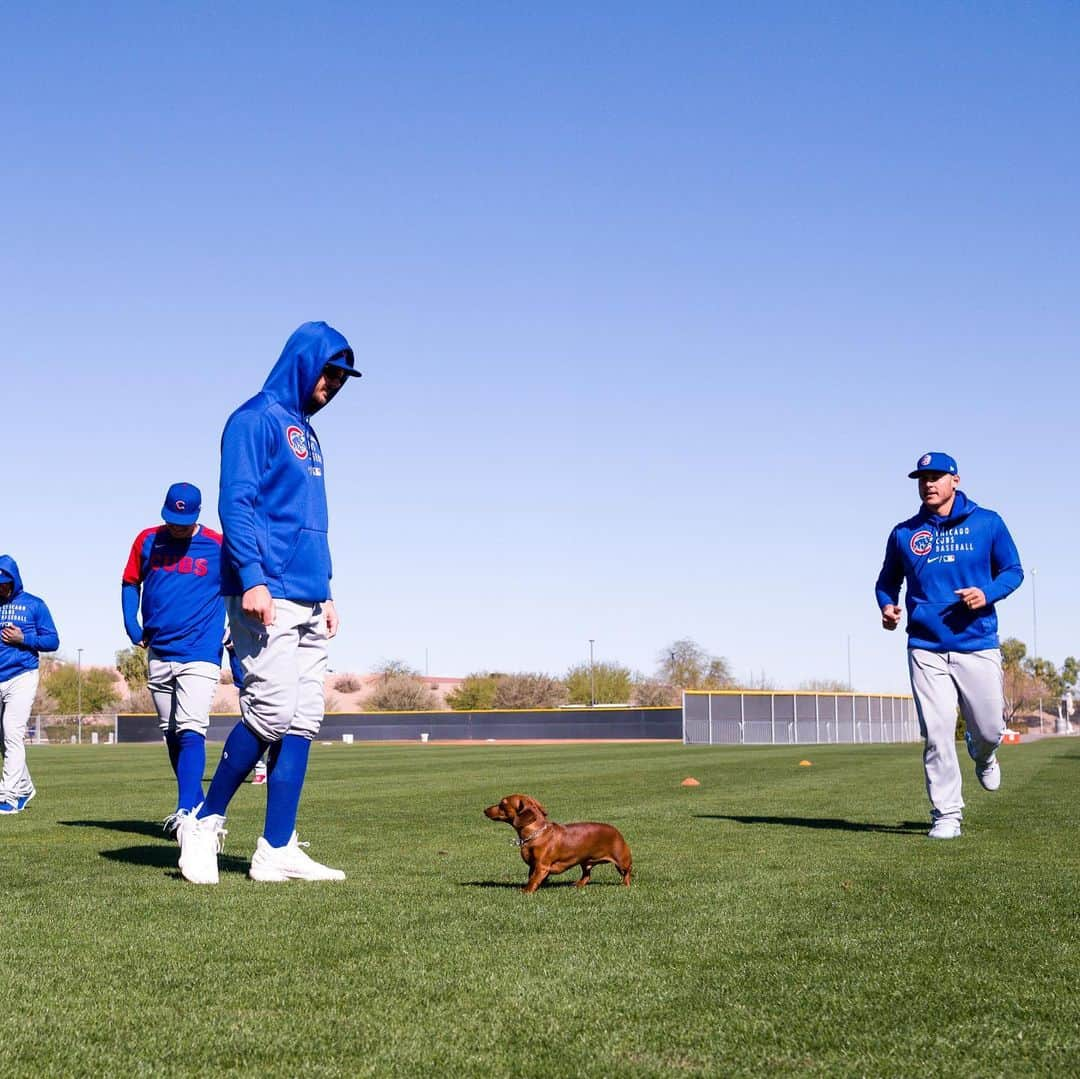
[324,348,362,379]
[908,452,958,478]
[161,482,202,525]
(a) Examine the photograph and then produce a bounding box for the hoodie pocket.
[280,528,330,587]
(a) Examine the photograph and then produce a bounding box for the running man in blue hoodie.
[875,453,1023,840]
[0,555,59,813]
[178,321,360,884]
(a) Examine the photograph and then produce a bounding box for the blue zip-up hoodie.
[875,492,1023,652]
[219,322,354,600]
[0,555,60,682]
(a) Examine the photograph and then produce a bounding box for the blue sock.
[264,734,311,847]
[198,722,268,819]
[175,730,206,811]
[164,731,181,776]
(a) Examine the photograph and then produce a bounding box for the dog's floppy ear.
[522,795,548,818]
[515,805,542,828]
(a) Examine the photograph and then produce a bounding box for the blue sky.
[3,3,1077,693]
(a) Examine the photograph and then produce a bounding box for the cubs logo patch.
[919,453,932,467]
[910,530,933,557]
[286,425,309,460]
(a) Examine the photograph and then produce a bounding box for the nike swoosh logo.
[926,557,941,563]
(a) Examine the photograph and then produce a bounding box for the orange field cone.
[681,777,700,787]
[798,760,813,767]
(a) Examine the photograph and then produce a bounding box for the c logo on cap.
[175,499,186,511]
[919,454,932,467]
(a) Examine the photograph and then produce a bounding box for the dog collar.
[513,822,552,848]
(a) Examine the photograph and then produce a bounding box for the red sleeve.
[201,527,224,546]
[123,527,158,585]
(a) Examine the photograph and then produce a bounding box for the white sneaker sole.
[248,863,345,882]
[178,857,220,885]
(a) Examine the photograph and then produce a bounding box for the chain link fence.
[27,714,118,744]
[682,691,919,745]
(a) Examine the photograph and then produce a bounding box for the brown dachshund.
[484,793,632,893]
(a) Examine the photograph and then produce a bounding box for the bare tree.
[798,678,853,692]
[657,639,733,690]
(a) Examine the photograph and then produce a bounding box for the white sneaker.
[248,832,346,882]
[928,819,962,840]
[975,756,1001,792]
[178,810,227,884]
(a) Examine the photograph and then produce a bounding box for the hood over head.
[262,321,359,416]
[0,555,23,597]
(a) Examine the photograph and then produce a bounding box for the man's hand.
[955,587,987,611]
[242,585,276,627]
[881,604,902,631]
[1,623,24,645]
[324,600,339,639]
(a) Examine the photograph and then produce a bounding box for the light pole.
[76,647,84,745]
[846,635,852,690]
[588,639,596,707]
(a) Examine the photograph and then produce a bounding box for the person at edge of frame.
[0,555,59,813]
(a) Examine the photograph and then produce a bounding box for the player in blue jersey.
[178,322,359,884]
[122,482,226,837]
[0,555,59,813]
[876,453,1023,840]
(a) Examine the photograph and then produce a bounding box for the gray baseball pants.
[147,654,219,735]
[0,669,38,805]
[908,648,1005,822]
[226,597,329,741]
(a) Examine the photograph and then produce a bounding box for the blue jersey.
[0,555,59,682]
[875,491,1023,653]
[218,321,351,601]
[122,526,226,664]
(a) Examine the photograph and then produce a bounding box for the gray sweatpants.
[0,669,38,804]
[147,654,219,735]
[226,597,329,741]
[908,648,1005,822]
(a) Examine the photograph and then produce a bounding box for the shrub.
[43,664,121,713]
[333,674,363,693]
[565,662,634,705]
[633,680,678,707]
[366,675,438,712]
[492,673,568,710]
[125,687,156,713]
[116,646,149,692]
[446,673,501,711]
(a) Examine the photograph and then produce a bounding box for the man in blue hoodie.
[875,453,1023,840]
[178,322,359,884]
[0,556,60,813]
[121,482,226,837]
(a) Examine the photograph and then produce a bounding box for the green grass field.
[1,738,1077,1077]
